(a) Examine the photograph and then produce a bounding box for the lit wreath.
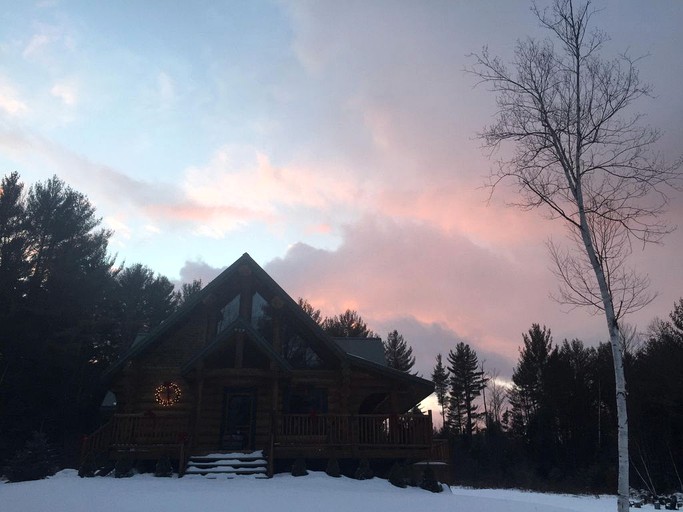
[154,381,182,407]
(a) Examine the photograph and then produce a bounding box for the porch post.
[190,362,204,453]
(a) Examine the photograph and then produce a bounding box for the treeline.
[432,311,683,494]
[0,172,201,465]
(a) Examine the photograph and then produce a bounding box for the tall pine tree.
[447,342,487,436]
[383,330,415,372]
[431,353,449,432]
[508,324,554,435]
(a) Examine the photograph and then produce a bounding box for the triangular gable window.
[250,290,326,369]
[283,333,322,368]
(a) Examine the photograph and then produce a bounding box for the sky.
[1,0,682,381]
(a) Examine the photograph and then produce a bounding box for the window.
[285,386,328,414]
[251,292,269,329]
[217,295,240,334]
[282,334,323,369]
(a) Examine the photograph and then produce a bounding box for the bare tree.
[485,368,507,429]
[469,1,681,510]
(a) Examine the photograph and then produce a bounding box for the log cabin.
[83,253,445,476]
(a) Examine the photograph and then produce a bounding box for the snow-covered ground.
[1,469,623,512]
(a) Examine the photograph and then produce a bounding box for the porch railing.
[276,412,433,449]
[81,413,190,469]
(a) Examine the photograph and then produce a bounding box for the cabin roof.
[333,337,387,366]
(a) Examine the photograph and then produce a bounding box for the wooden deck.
[82,411,446,475]
[81,413,191,472]
[273,412,434,459]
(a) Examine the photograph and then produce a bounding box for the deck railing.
[81,413,190,468]
[82,411,441,471]
[276,412,433,449]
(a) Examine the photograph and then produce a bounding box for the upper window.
[282,332,323,369]
[251,292,269,329]
[217,295,240,334]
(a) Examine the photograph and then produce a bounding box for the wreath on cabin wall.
[154,381,182,407]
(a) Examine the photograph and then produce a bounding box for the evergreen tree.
[383,330,415,372]
[322,309,376,337]
[431,353,449,431]
[508,324,554,434]
[0,174,115,465]
[298,297,323,326]
[112,263,179,356]
[179,279,202,305]
[447,342,487,436]
[0,172,29,319]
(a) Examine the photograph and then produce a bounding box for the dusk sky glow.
[2,0,682,379]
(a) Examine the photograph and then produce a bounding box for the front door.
[220,388,256,451]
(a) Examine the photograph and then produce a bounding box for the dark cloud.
[175,260,225,288]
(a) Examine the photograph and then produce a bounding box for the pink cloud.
[264,214,683,377]
[265,216,559,372]
[182,147,362,215]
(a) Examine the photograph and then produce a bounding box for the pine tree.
[179,279,202,305]
[298,297,323,326]
[322,309,375,337]
[0,172,29,319]
[447,342,487,436]
[383,330,415,372]
[431,354,449,431]
[509,324,554,434]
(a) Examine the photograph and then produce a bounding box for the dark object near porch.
[420,466,443,493]
[155,455,173,477]
[114,458,134,478]
[664,495,678,510]
[326,457,341,478]
[291,458,308,477]
[78,451,97,478]
[355,459,374,480]
[388,462,409,488]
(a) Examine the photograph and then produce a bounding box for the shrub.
[354,459,374,480]
[114,458,134,478]
[291,458,308,477]
[388,462,408,488]
[3,432,57,482]
[326,457,341,478]
[155,455,173,477]
[419,466,443,493]
[78,452,97,478]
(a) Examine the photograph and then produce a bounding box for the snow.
[1,469,622,512]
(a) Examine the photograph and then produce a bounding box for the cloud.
[265,215,569,375]
[157,71,175,109]
[50,79,79,107]
[181,145,363,236]
[0,79,29,116]
[0,128,276,237]
[21,22,73,60]
[22,33,52,59]
[176,259,225,288]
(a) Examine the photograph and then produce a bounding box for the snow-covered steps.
[184,451,268,479]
